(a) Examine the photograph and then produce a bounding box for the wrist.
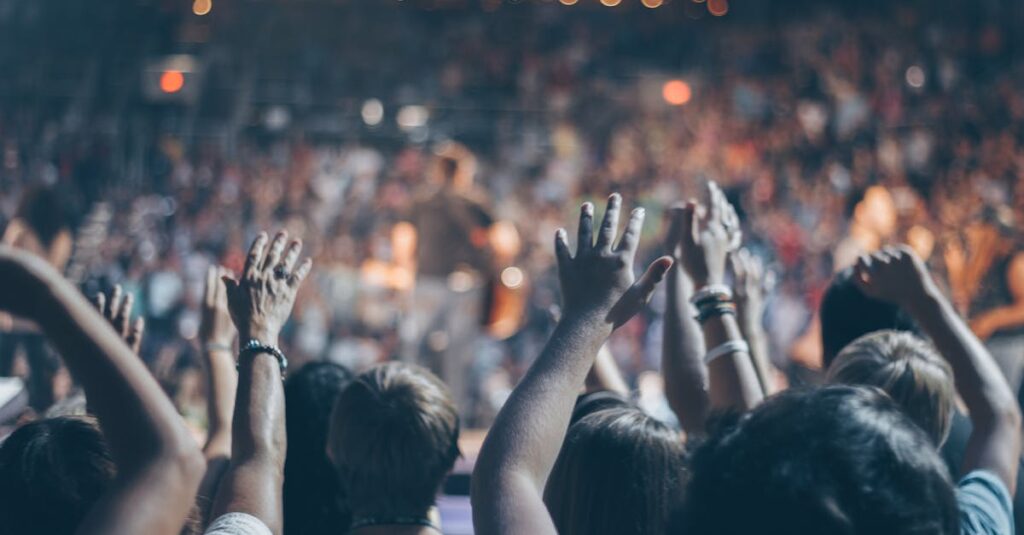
[558,311,614,338]
[241,327,279,347]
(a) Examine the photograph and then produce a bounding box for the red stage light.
[160,70,185,94]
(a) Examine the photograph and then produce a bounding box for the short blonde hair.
[827,330,955,446]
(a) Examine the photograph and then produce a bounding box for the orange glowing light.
[160,70,185,94]
[708,0,728,16]
[559,0,578,4]
[642,0,664,7]
[193,0,212,16]
[662,80,692,106]
[600,0,621,6]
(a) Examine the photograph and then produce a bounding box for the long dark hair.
[283,362,354,535]
[16,185,68,248]
[544,407,687,535]
[0,417,115,535]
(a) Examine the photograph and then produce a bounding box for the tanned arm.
[210,231,313,534]
[0,246,205,535]
[854,246,1021,495]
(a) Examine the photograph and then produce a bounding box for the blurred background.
[1,0,1023,442]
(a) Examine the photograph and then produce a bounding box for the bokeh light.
[642,0,664,7]
[600,0,622,7]
[559,0,579,4]
[905,65,926,88]
[662,80,692,106]
[708,0,728,16]
[362,99,384,126]
[192,0,212,16]
[159,70,185,93]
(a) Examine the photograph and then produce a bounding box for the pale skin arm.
[0,246,205,535]
[730,249,777,396]
[195,265,239,524]
[584,344,631,396]
[676,184,763,414]
[210,231,313,535]
[471,195,673,535]
[855,246,1021,494]
[661,205,710,434]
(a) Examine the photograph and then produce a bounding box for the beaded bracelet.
[238,339,289,376]
[696,302,737,323]
[691,284,734,307]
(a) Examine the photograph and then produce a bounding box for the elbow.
[158,440,208,489]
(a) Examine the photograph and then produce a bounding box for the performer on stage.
[397,142,517,421]
[0,186,72,411]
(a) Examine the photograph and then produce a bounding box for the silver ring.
[273,265,289,280]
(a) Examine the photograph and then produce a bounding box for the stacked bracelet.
[692,284,736,323]
[704,340,751,365]
[238,339,289,377]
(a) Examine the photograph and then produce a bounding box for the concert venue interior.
[0,1,1022,534]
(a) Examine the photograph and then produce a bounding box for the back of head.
[545,407,687,535]
[827,330,955,446]
[284,361,354,535]
[327,362,460,518]
[0,417,115,535]
[676,386,958,535]
[820,267,918,368]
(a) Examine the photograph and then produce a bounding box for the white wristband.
[704,340,750,365]
[691,284,734,304]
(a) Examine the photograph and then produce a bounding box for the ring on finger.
[273,265,289,280]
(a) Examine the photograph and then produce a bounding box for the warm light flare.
[662,80,692,106]
[159,70,185,94]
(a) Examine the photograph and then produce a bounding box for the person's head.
[676,385,958,535]
[545,407,687,535]
[0,417,115,535]
[284,361,354,535]
[327,362,460,519]
[826,330,955,446]
[16,185,67,247]
[820,266,918,368]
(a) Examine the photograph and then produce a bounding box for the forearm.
[585,344,630,396]
[204,348,238,457]
[212,353,285,534]
[33,267,195,469]
[909,289,1021,490]
[737,310,774,396]
[973,305,1024,334]
[702,313,764,413]
[478,316,608,485]
[661,266,710,433]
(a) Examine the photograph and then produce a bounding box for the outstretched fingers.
[261,231,290,273]
[595,193,622,253]
[554,228,572,270]
[244,232,269,281]
[577,202,595,256]
[616,207,645,256]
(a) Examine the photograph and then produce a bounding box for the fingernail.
[582,203,594,215]
[634,207,645,217]
[556,228,567,241]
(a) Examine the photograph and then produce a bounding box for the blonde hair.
[827,330,955,446]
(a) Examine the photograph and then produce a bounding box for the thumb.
[635,256,675,300]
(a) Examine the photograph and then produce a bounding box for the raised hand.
[852,245,938,310]
[677,182,736,288]
[222,230,312,345]
[554,194,673,329]
[200,265,237,351]
[729,248,774,325]
[94,284,145,354]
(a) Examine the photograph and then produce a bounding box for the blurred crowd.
[1,0,1022,428]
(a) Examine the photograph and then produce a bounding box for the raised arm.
[196,265,239,523]
[854,246,1021,494]
[661,204,710,434]
[676,184,763,414]
[210,231,312,534]
[0,246,204,535]
[472,195,672,535]
[730,249,778,396]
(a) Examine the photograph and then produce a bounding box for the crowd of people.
[0,0,1023,533]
